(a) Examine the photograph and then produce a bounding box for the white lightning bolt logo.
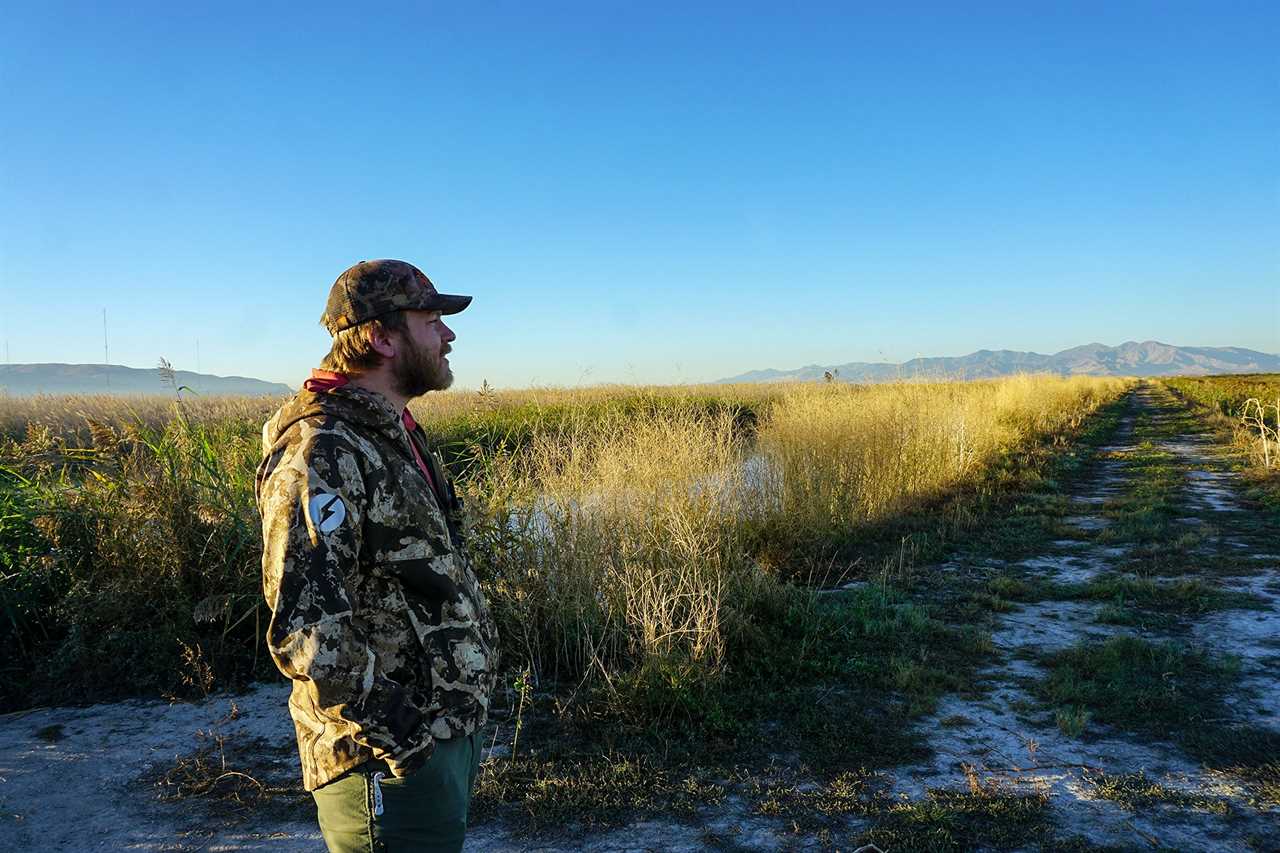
[308,492,346,534]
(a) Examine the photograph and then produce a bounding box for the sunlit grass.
[756,375,1129,549]
[1164,373,1280,471]
[1,374,1130,718]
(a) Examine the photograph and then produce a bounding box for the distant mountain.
[715,342,1280,384]
[0,363,292,397]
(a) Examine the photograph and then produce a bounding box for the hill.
[0,363,291,396]
[715,341,1280,384]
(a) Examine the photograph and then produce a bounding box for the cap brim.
[428,293,472,315]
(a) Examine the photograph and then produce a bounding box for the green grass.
[1085,770,1230,815]
[1163,374,1280,422]
[1033,634,1280,807]
[468,577,998,836]
[474,752,726,832]
[1036,635,1240,738]
[0,410,272,708]
[860,782,1056,852]
[0,467,57,684]
[747,771,1059,851]
[476,754,1068,851]
[1075,575,1263,616]
[1092,406,1198,562]
[973,571,1264,630]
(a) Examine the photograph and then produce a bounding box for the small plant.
[1038,636,1241,743]
[156,357,194,401]
[176,640,215,700]
[150,729,306,820]
[511,666,532,758]
[1085,769,1230,814]
[1055,705,1091,737]
[1240,397,1279,468]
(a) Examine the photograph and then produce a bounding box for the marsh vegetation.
[6,374,1279,848]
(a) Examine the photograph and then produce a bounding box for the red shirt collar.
[303,368,420,449]
[302,369,349,393]
[302,369,435,491]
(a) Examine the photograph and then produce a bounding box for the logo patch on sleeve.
[308,492,347,534]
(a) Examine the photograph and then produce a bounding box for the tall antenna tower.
[103,308,110,390]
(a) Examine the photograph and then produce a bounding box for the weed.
[939,715,974,729]
[859,785,1055,851]
[1036,636,1241,745]
[147,730,308,822]
[474,751,725,831]
[1085,769,1230,814]
[1054,706,1091,737]
[33,723,64,742]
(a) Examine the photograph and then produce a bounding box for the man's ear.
[366,322,398,360]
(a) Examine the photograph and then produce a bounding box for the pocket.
[387,555,460,601]
[311,770,375,851]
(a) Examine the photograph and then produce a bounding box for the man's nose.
[441,321,456,342]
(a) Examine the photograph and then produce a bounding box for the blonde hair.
[319,311,408,375]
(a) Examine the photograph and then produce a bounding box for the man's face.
[391,310,455,397]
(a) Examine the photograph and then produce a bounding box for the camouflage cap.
[321,260,472,335]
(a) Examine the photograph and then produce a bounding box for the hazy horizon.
[3,338,1277,393]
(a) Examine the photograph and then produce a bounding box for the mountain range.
[2,342,1276,395]
[716,342,1280,384]
[0,363,291,396]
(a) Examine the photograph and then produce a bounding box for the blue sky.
[2,1,1276,388]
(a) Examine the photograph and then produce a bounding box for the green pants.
[311,733,482,853]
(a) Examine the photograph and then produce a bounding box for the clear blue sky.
[2,1,1276,388]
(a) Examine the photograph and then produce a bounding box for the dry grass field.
[0,374,1123,712]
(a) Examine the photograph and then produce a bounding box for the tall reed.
[2,374,1129,713]
[754,375,1128,545]
[465,402,754,695]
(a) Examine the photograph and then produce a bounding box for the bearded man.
[255,260,499,853]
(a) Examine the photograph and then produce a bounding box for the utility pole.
[196,338,201,376]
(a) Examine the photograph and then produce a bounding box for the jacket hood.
[262,384,404,455]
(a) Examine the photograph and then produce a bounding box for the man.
[255,259,499,853]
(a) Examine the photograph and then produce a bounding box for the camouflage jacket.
[255,384,499,791]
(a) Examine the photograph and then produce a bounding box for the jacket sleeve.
[259,426,430,770]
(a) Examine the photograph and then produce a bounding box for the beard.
[392,333,453,398]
